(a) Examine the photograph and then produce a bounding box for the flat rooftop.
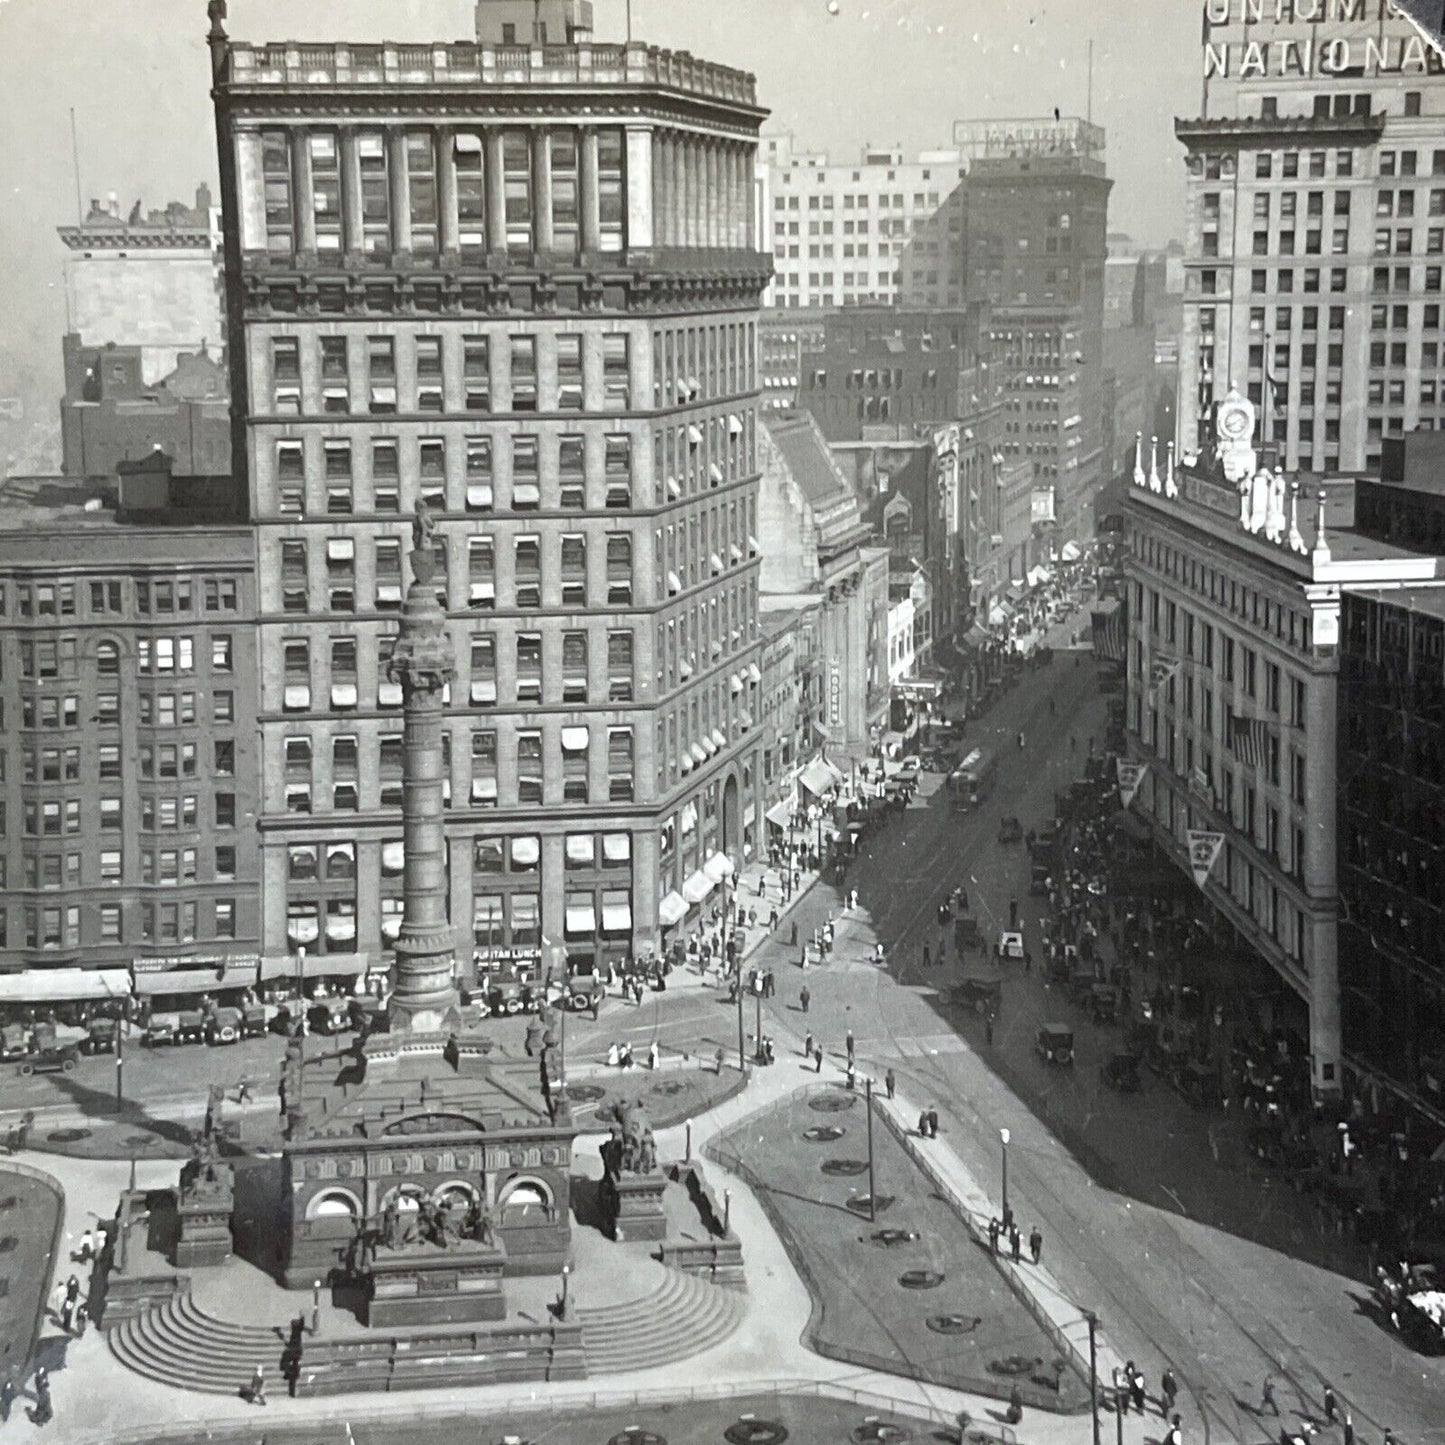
[219,39,759,109]
[1345,583,1445,620]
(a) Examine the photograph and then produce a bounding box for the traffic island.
[709,1084,1090,1411]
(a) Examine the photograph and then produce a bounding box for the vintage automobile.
[1103,1050,1142,1093]
[240,1003,271,1039]
[308,997,354,1036]
[562,976,606,1016]
[143,1010,206,1047]
[997,815,1024,845]
[953,976,1003,1016]
[81,1018,118,1055]
[1028,862,1052,897]
[1374,1264,1445,1354]
[0,1024,30,1063]
[17,1043,81,1077]
[894,755,922,784]
[996,930,1029,964]
[1089,983,1121,1025]
[1035,1023,1075,1066]
[955,916,985,953]
[206,1007,244,1045]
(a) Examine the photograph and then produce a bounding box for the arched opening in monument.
[307,1188,362,1221]
[434,1179,480,1212]
[498,1177,553,1226]
[721,772,740,855]
[379,1183,426,1216]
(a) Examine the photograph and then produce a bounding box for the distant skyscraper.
[209,0,770,984]
[1177,1,1445,475]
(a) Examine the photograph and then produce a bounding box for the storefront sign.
[1116,761,1148,809]
[133,953,260,974]
[828,660,842,730]
[473,945,543,966]
[953,117,1105,160]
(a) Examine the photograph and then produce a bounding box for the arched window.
[96,640,120,676]
[306,1188,361,1220]
[499,1177,552,1224]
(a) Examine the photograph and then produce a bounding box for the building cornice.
[1174,114,1387,149]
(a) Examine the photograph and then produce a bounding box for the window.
[262,129,294,252]
[606,534,633,604]
[598,128,625,252]
[608,631,634,701]
[470,635,497,706]
[509,335,537,411]
[502,130,533,254]
[379,734,404,806]
[407,130,438,254]
[514,536,541,609]
[415,336,444,413]
[562,631,588,702]
[465,436,493,513]
[556,333,585,411]
[559,435,585,509]
[358,131,390,256]
[463,336,491,411]
[320,336,349,413]
[516,633,543,703]
[608,726,634,801]
[560,535,587,608]
[331,735,359,812]
[468,537,496,610]
[367,336,397,413]
[280,539,309,613]
[271,337,301,413]
[310,132,343,251]
[372,439,400,512]
[561,724,590,802]
[511,435,539,510]
[551,130,580,256]
[603,335,630,411]
[605,435,632,508]
[470,730,498,807]
[99,905,122,943]
[216,793,236,827]
[211,635,232,673]
[418,437,447,510]
[375,538,403,611]
[517,730,543,803]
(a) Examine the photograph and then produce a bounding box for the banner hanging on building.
[1116,760,1147,809]
[1186,830,1225,889]
[1228,712,1274,768]
[1091,604,1125,663]
[1148,656,1181,701]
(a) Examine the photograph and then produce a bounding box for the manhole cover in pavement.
[846,1193,894,1215]
[927,1313,982,1335]
[724,1422,789,1445]
[567,1084,606,1103]
[868,1229,919,1248]
[802,1125,846,1143]
[809,1094,855,1112]
[821,1158,868,1176]
[898,1269,945,1290]
[126,1134,160,1148]
[851,1423,911,1445]
[608,1430,666,1445]
[46,1129,91,1144]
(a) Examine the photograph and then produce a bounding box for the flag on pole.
[1116,760,1147,809]
[1148,655,1180,702]
[1091,605,1124,663]
[1186,829,1225,889]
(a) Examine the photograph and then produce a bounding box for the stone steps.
[108,1290,286,1397]
[577,1263,745,1374]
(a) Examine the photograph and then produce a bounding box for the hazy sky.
[0,0,1198,413]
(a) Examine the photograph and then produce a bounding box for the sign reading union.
[1202,0,1441,77]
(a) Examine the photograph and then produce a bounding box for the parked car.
[206,1007,244,1045]
[564,977,605,1017]
[895,756,921,783]
[1103,1050,1143,1093]
[308,998,354,1036]
[17,1043,81,1077]
[143,1010,205,1047]
[953,977,1003,1016]
[241,1003,271,1039]
[1089,983,1121,1025]
[1035,1023,1075,1067]
[1,1024,30,1063]
[997,815,1024,844]
[82,1018,118,1055]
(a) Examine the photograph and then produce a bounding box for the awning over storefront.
[798,757,841,797]
[565,903,597,936]
[135,968,229,998]
[601,900,632,934]
[658,891,687,927]
[1060,540,1082,563]
[0,968,130,1003]
[1027,565,1054,587]
[682,869,714,905]
[703,851,734,883]
[765,800,794,829]
[298,952,366,979]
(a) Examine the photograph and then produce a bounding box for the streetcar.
[946,748,998,812]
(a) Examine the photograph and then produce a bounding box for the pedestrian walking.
[845,1030,855,1063]
[1161,1368,1178,1417]
[1321,1385,1337,1423]
[927,1107,939,1138]
[1342,1413,1354,1445]
[1009,1223,1021,1262]
[885,1067,896,1100]
[236,1078,254,1106]
[1028,1225,1042,1264]
[804,1030,815,1059]
[1382,1431,1395,1445]
[1123,1362,1140,1413]
[845,1061,856,1091]
[1005,1384,1023,1425]
[920,1110,931,1138]
[1017,730,1025,751]
[988,1216,1001,1254]
[1070,734,1077,753]
[29,1367,51,1428]
[814,1045,824,1073]
[1261,1375,1279,1416]
[647,1040,660,1070]
[248,1364,268,1406]
[922,943,932,969]
[985,1012,995,1047]
[60,1299,74,1333]
[800,985,811,1015]
[73,1300,89,1338]
[1131,1366,1147,1414]
[1165,1414,1182,1445]
[64,1275,80,1307]
[769,907,779,930]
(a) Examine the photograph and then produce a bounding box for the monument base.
[605,1171,668,1243]
[363,1242,507,1328]
[174,1179,234,1269]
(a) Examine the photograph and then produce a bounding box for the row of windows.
[15,793,238,834]
[772,189,943,209]
[8,737,231,786]
[260,125,626,260]
[0,578,240,621]
[0,898,241,951]
[270,331,632,417]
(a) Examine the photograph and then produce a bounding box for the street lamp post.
[999,1126,1011,1226]
[755,983,763,1062]
[865,1076,877,1223]
[1085,1310,1101,1445]
[115,1009,125,1113]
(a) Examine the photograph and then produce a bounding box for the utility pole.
[1085,1310,1102,1445]
[115,1008,125,1113]
[865,1076,877,1222]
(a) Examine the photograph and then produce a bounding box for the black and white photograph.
[1,1,1444,1441]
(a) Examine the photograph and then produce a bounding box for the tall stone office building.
[209,0,771,983]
